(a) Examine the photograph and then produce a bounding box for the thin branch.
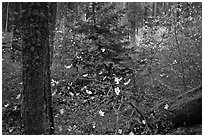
[114,95,123,135]
[174,4,187,91]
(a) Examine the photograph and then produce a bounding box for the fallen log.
[151,85,202,128]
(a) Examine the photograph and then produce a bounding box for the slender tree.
[21,2,56,134]
[5,2,10,32]
[46,3,57,134]
[2,2,8,32]
[153,2,157,18]
[11,2,21,60]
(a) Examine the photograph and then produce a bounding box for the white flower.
[81,86,87,90]
[67,126,72,131]
[99,110,105,116]
[14,105,18,110]
[129,131,134,135]
[76,93,80,96]
[51,82,55,86]
[16,94,21,99]
[59,109,65,114]
[4,104,9,108]
[142,120,146,125]
[86,89,92,95]
[76,55,81,59]
[65,64,72,69]
[69,92,75,96]
[114,77,122,84]
[103,76,107,80]
[73,125,77,129]
[164,104,169,110]
[83,74,88,77]
[99,71,103,75]
[124,79,131,85]
[101,48,105,52]
[59,126,63,132]
[52,92,56,96]
[173,60,177,64]
[160,73,165,77]
[118,129,122,134]
[9,127,14,133]
[51,79,59,86]
[92,122,96,128]
[114,87,120,95]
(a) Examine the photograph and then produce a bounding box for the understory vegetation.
[2,2,202,135]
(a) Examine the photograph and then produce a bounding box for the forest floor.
[168,124,202,135]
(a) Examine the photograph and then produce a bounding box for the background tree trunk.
[2,2,8,32]
[153,2,157,18]
[49,3,57,66]
[21,3,53,134]
[46,3,57,134]
[11,2,21,60]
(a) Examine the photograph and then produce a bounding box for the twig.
[114,95,123,135]
[77,77,113,86]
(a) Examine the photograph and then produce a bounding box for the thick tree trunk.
[21,3,53,135]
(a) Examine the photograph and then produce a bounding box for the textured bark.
[21,3,51,135]
[49,3,57,65]
[46,3,57,134]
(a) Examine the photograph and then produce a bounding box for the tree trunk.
[49,3,57,65]
[92,2,96,24]
[46,3,57,134]
[11,2,21,60]
[153,2,157,18]
[5,2,10,32]
[77,3,86,21]
[21,3,55,135]
[2,2,8,32]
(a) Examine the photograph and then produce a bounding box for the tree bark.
[49,3,57,66]
[2,2,8,32]
[11,2,21,60]
[153,2,157,18]
[21,3,54,135]
[5,2,10,32]
[46,3,57,134]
